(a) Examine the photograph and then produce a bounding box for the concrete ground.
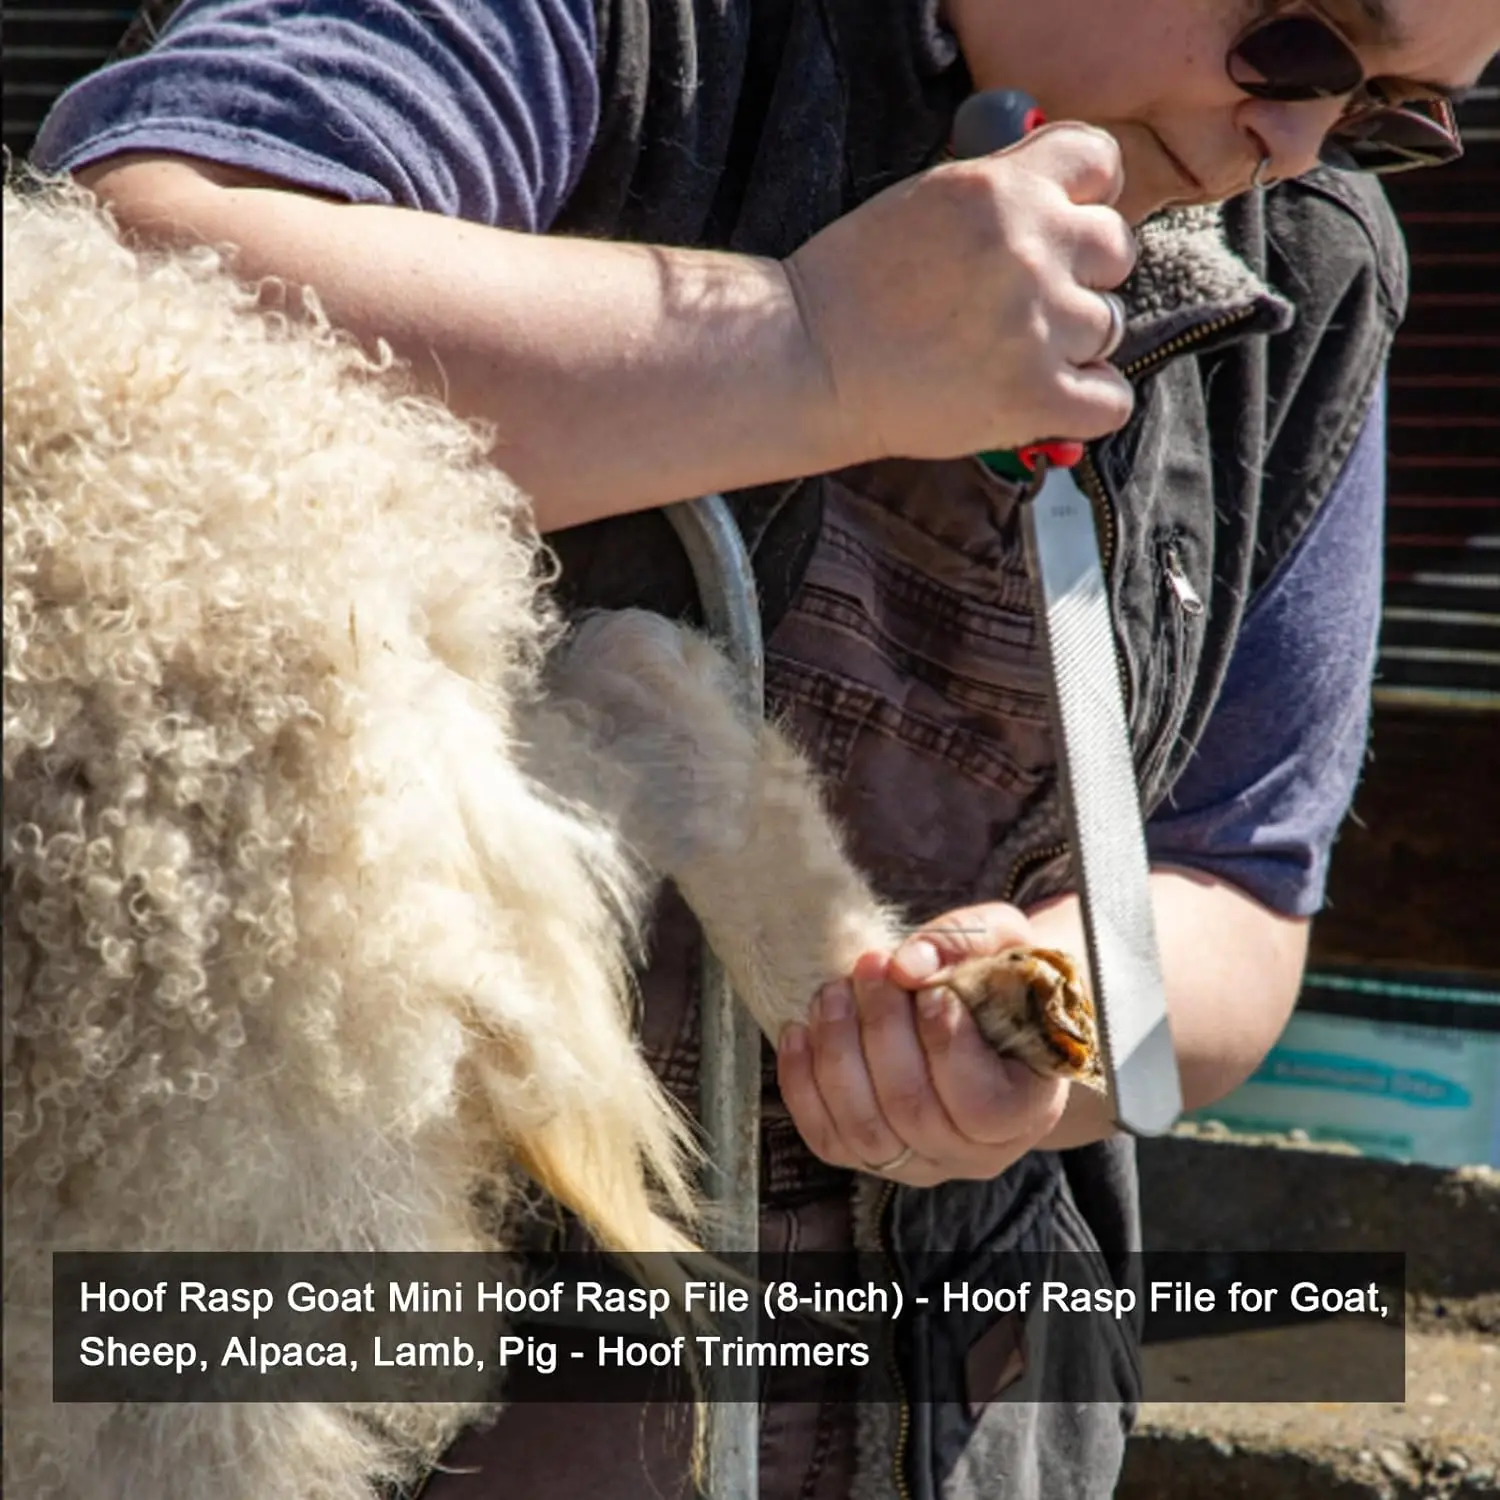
[1119,1134,1499,1499]
[1123,1328,1498,1498]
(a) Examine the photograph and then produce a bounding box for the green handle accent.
[979,448,1033,482]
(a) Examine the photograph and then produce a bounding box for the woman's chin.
[1106,120,1212,224]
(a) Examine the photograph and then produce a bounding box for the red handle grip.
[1017,441,1086,471]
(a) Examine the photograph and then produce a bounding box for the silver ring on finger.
[865,1145,915,1176]
[1096,291,1127,363]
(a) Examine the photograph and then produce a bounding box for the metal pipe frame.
[665,496,765,1500]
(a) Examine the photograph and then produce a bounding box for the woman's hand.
[783,122,1137,465]
[775,904,1070,1186]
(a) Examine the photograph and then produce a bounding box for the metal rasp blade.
[1020,462,1182,1135]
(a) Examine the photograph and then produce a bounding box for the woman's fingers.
[782,120,1140,461]
[849,958,966,1157]
[889,902,1036,988]
[776,1020,852,1167]
[916,986,1070,1145]
[778,954,1068,1185]
[781,976,905,1170]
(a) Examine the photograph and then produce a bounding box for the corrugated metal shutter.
[1378,62,1500,711]
[2,5,136,160]
[1315,72,1500,979]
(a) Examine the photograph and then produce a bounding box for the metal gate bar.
[665,496,764,1500]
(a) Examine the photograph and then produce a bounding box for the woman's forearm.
[76,128,1139,536]
[1029,867,1309,1151]
[75,154,848,533]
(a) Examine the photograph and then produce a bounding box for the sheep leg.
[544,611,1102,1093]
[542,609,897,1037]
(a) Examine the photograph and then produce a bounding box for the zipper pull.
[1163,543,1205,617]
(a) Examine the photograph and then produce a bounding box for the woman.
[33,2,1496,1495]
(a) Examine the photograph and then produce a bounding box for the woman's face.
[943,0,1498,222]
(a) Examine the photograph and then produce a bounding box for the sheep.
[2,177,1100,1500]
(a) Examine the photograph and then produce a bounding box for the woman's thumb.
[888,903,1035,988]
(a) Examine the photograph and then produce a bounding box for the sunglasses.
[1227,6,1464,174]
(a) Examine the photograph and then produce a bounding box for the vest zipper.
[1162,539,1205,617]
[1137,527,1205,794]
[1118,304,1261,383]
[876,1177,915,1500]
[1075,450,1128,705]
[1001,841,1068,906]
[999,303,1258,908]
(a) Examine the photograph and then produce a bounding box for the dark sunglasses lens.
[1323,106,1464,174]
[1229,15,1365,101]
